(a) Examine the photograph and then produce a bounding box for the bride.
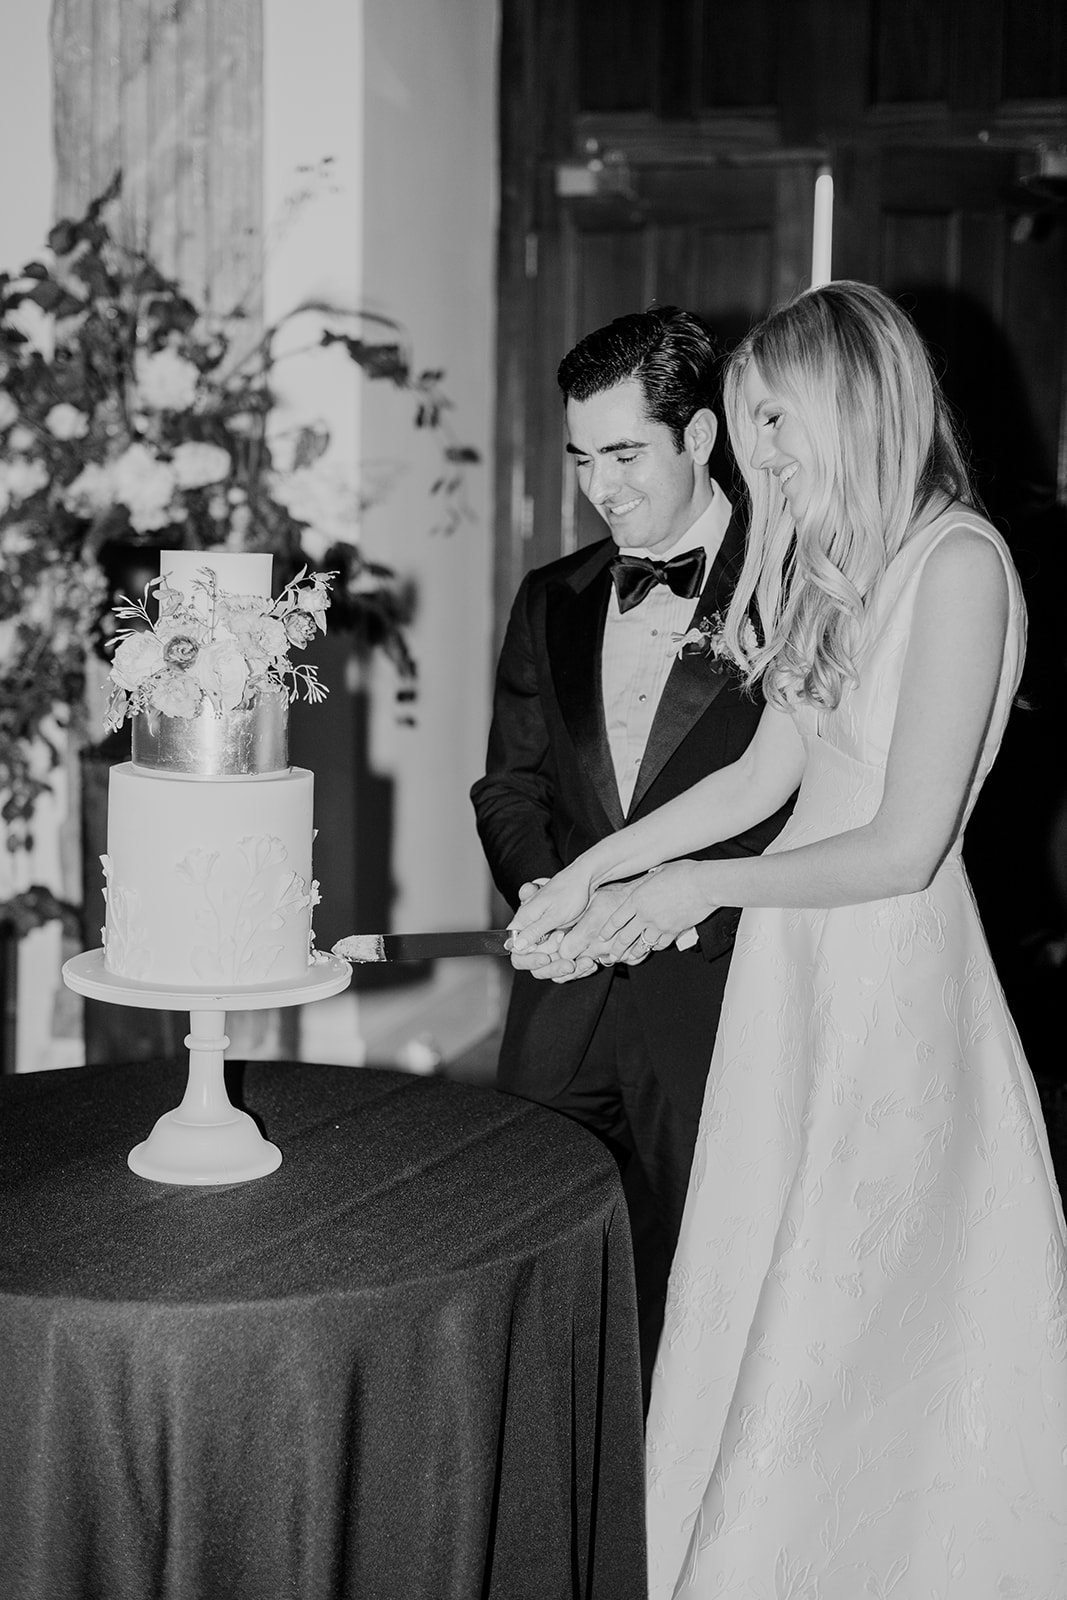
[508,281,1067,1596]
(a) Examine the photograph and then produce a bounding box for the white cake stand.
[62,949,352,1186]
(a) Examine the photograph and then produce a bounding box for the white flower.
[194,638,249,711]
[226,610,289,666]
[0,521,32,556]
[110,630,167,689]
[45,402,90,441]
[112,442,177,532]
[64,461,116,517]
[8,425,36,454]
[296,595,328,636]
[0,457,48,506]
[170,440,231,489]
[135,347,200,412]
[226,412,258,438]
[4,299,56,361]
[0,391,17,431]
[675,624,712,659]
[54,310,90,349]
[150,668,202,718]
[270,460,361,560]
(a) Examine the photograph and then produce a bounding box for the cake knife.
[332,925,699,963]
[333,930,513,963]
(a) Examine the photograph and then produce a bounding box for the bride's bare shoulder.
[918,511,1009,604]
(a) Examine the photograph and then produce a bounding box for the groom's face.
[565,378,714,557]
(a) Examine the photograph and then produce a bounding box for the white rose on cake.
[224,609,289,670]
[294,571,332,631]
[110,630,167,690]
[151,668,203,718]
[160,633,203,668]
[193,638,249,711]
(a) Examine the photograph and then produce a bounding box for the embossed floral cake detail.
[176,835,321,986]
[99,855,151,982]
[103,565,334,733]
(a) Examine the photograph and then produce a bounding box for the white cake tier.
[102,763,317,988]
[160,550,273,607]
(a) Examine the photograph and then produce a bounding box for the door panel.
[541,159,819,558]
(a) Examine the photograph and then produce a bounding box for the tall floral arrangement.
[0,177,477,905]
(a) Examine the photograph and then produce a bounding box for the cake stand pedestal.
[62,950,352,1186]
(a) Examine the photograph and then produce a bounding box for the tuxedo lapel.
[545,545,626,831]
[627,510,748,818]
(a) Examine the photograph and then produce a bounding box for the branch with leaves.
[0,174,480,884]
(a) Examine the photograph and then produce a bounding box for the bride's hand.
[507,862,595,952]
[581,861,718,963]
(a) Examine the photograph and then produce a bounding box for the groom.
[471,306,791,1398]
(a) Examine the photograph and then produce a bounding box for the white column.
[263,0,367,1064]
[0,12,82,1071]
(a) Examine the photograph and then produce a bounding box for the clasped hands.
[506,860,710,984]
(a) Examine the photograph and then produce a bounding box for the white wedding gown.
[646,510,1067,1599]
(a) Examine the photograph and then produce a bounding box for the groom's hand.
[509,880,599,982]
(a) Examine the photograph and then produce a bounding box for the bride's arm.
[573,525,1010,957]
[507,698,806,945]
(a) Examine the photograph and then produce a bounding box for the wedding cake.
[99,551,331,989]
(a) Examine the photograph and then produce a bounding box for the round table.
[0,1060,646,1600]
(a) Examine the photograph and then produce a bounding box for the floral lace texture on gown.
[646,511,1067,1600]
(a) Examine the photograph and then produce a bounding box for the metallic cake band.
[131,692,289,777]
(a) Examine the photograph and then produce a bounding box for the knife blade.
[332,929,513,963]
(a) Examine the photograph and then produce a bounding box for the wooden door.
[523,157,823,566]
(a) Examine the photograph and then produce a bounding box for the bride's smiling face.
[742,363,814,523]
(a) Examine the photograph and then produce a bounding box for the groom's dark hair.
[557,305,721,452]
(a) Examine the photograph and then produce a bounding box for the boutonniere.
[673,612,759,666]
[674,615,721,660]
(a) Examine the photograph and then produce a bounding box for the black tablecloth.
[0,1060,646,1600]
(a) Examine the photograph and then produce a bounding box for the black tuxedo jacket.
[471,512,793,1120]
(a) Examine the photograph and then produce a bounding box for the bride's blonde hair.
[721,281,976,709]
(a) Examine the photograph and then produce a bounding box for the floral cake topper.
[103,565,333,732]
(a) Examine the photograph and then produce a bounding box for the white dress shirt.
[601,486,732,814]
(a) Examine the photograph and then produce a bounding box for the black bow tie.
[609,547,707,613]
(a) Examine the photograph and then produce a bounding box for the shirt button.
[650,629,658,637]
[638,693,647,703]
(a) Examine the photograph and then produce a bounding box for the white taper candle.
[811,166,834,289]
